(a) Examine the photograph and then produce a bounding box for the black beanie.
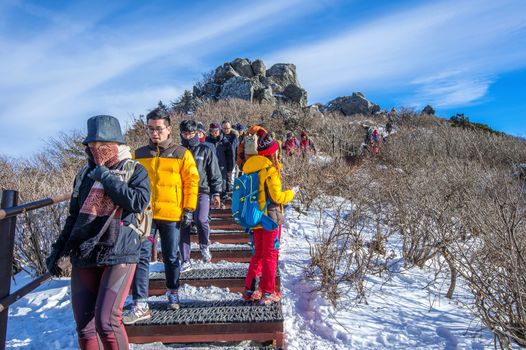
[180,119,197,133]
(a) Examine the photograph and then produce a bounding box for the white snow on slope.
[6,203,495,349]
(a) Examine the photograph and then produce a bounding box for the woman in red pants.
[241,130,294,305]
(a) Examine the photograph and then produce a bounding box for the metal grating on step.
[150,268,280,281]
[150,268,247,281]
[191,244,251,252]
[133,300,283,325]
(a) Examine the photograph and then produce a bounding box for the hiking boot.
[242,289,262,301]
[180,260,193,273]
[200,245,212,263]
[259,292,281,305]
[122,303,151,325]
[167,291,180,310]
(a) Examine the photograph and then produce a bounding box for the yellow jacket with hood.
[134,138,199,221]
[242,155,294,226]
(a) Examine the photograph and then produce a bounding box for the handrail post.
[0,190,18,350]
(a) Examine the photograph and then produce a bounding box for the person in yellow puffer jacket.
[125,107,199,320]
[241,130,294,305]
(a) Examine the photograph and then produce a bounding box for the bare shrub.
[450,171,526,348]
[0,132,86,276]
[11,153,74,275]
[297,156,396,306]
[193,99,277,128]
[372,113,526,346]
[0,154,17,191]
[307,198,371,305]
[125,116,149,151]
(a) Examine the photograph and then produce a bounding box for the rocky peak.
[325,92,381,116]
[192,58,308,107]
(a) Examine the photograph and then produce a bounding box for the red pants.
[245,226,281,294]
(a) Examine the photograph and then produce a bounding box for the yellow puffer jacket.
[134,138,199,221]
[242,156,294,225]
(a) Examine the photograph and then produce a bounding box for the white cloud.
[85,85,185,125]
[0,0,318,156]
[265,0,526,107]
[408,76,492,108]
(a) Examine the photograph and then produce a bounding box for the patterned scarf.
[67,144,132,258]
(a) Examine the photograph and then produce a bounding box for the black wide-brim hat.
[82,115,125,145]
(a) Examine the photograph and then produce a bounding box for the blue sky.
[1,0,525,157]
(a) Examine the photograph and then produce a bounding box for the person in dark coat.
[234,123,246,176]
[197,122,216,151]
[221,120,239,192]
[284,131,300,156]
[46,115,151,350]
[300,131,317,157]
[206,122,234,199]
[178,120,222,270]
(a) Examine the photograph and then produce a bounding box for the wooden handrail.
[0,273,51,313]
[0,193,70,220]
[1,191,70,350]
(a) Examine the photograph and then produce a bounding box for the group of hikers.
[45,109,302,350]
[357,108,396,155]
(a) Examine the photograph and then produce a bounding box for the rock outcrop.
[421,105,436,115]
[192,58,308,107]
[325,92,381,116]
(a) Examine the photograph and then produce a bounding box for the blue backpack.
[232,171,269,230]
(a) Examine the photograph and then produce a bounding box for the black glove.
[87,165,110,183]
[181,209,194,229]
[46,241,64,277]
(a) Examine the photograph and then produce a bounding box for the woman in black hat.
[46,115,150,350]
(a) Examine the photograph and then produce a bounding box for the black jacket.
[56,159,150,268]
[206,134,235,172]
[223,132,239,164]
[187,143,222,195]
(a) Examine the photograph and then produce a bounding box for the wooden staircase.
[125,206,285,348]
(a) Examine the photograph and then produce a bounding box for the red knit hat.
[257,132,279,156]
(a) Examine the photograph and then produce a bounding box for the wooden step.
[210,210,232,219]
[210,208,232,217]
[190,244,252,263]
[210,216,234,221]
[192,230,248,244]
[210,220,241,230]
[148,267,280,294]
[126,300,284,347]
[157,244,253,263]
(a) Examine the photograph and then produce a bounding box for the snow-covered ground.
[6,203,495,349]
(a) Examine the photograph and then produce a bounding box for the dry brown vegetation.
[284,109,526,348]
